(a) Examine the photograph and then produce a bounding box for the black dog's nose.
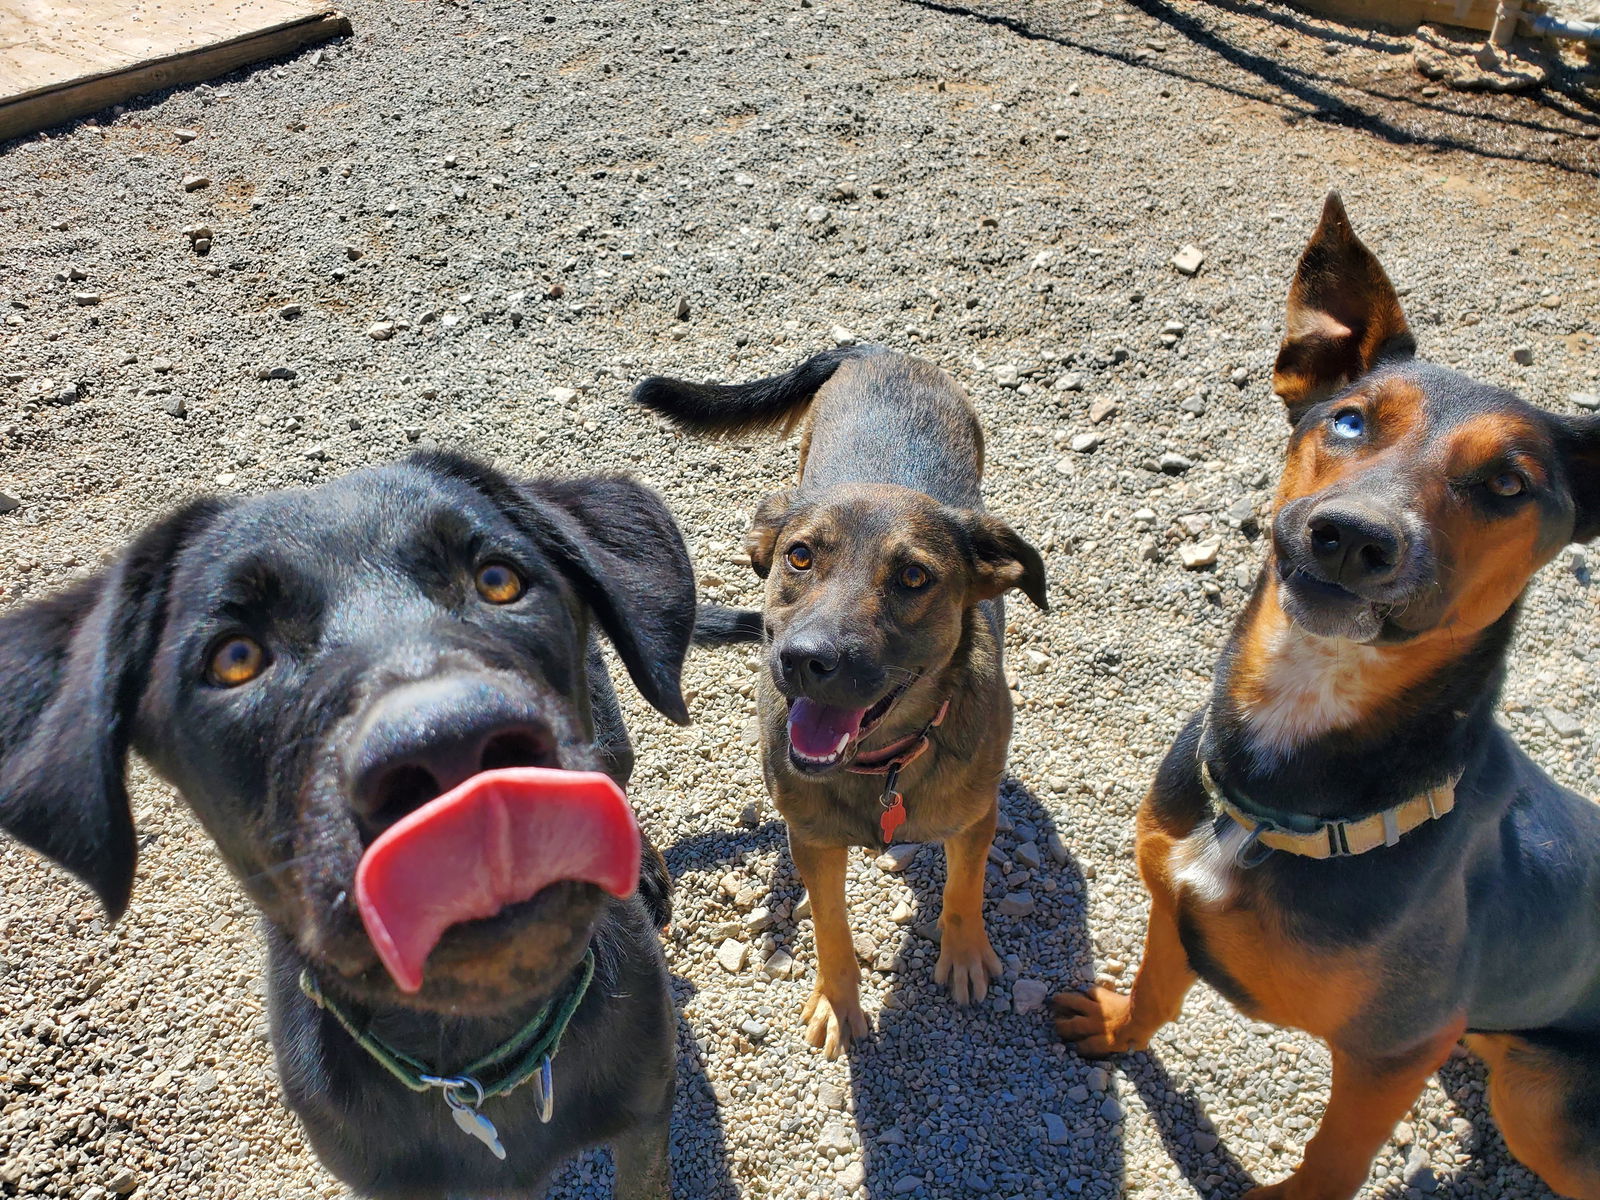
[779,636,840,683]
[1306,505,1404,589]
[347,677,557,832]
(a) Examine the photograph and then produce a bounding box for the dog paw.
[934,930,1002,1005]
[1050,987,1144,1057]
[801,985,868,1059]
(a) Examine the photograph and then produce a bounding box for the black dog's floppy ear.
[0,501,221,919]
[961,511,1049,611]
[523,476,697,726]
[744,489,798,579]
[1273,192,1415,424]
[1559,413,1600,543]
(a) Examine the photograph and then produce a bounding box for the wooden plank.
[1284,0,1502,32]
[0,0,350,142]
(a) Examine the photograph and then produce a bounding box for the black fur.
[632,345,882,436]
[0,453,698,1199]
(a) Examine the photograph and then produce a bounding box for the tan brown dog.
[635,347,1048,1057]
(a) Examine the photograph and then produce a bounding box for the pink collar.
[846,699,950,776]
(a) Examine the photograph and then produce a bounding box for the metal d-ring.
[532,1056,554,1124]
[1232,824,1275,870]
[420,1073,486,1112]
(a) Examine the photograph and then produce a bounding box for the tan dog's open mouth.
[784,677,914,774]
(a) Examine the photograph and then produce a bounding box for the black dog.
[0,452,716,1198]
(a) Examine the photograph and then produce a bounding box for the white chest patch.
[1244,627,1382,765]
[1170,816,1253,907]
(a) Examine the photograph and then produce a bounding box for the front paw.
[1051,987,1145,1057]
[934,926,1002,1004]
[800,984,869,1059]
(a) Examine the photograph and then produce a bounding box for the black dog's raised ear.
[1559,413,1600,543]
[521,475,697,726]
[0,500,222,919]
[1273,192,1416,423]
[959,511,1049,611]
[744,489,799,579]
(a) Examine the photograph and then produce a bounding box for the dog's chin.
[1277,567,1386,643]
[306,880,605,1017]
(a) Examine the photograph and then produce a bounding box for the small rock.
[182,174,211,192]
[0,492,20,514]
[839,1161,866,1189]
[1180,394,1207,415]
[794,891,812,920]
[1180,541,1220,570]
[1570,392,1599,410]
[1171,245,1205,276]
[1067,1084,1089,1103]
[164,396,188,418]
[1544,708,1582,739]
[1013,979,1049,1014]
[830,325,857,346]
[1098,1095,1123,1122]
[279,303,303,319]
[1015,841,1042,869]
[254,365,297,381]
[1046,831,1069,865]
[1042,1113,1070,1145]
[762,949,795,980]
[1053,373,1085,392]
[174,128,200,142]
[549,386,579,405]
[72,292,101,306]
[1158,451,1193,474]
[715,939,748,973]
[733,171,755,187]
[106,1167,137,1194]
[1070,432,1103,453]
[998,891,1035,918]
[367,321,396,340]
[1161,319,1187,338]
[1511,345,1534,366]
[674,295,691,320]
[738,1018,768,1042]
[1088,398,1117,424]
[876,843,919,872]
[819,1081,847,1109]
[890,899,914,924]
[1192,1130,1219,1153]
[63,264,89,281]
[1230,366,1250,387]
[403,426,423,442]
[1086,1066,1109,1091]
[806,206,833,225]
[993,364,1021,388]
[893,1177,921,1195]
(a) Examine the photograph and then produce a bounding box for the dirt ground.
[1,1,1597,1199]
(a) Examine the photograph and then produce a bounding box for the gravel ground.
[1,1,1597,1198]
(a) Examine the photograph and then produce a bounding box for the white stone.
[715,938,748,974]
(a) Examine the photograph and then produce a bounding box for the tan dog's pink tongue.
[355,767,639,993]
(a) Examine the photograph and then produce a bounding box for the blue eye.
[1332,410,1365,439]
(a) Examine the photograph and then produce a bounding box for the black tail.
[691,604,763,646]
[632,346,884,436]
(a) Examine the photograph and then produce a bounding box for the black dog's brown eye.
[475,562,525,604]
[899,564,930,589]
[208,636,266,687]
[1488,472,1525,498]
[785,544,814,571]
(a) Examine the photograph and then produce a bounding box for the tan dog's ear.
[962,512,1048,610]
[1273,192,1415,424]
[745,489,798,578]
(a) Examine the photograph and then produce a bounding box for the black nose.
[779,636,840,684]
[1306,505,1404,589]
[347,677,557,833]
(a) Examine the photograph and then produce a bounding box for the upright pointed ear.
[0,501,222,919]
[1559,413,1600,543]
[522,476,697,726]
[960,511,1049,610]
[1273,192,1416,423]
[744,489,799,579]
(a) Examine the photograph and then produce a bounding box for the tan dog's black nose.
[346,676,557,832]
[1307,504,1405,590]
[779,636,840,684]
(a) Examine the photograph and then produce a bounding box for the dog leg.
[1245,1023,1463,1200]
[934,801,1002,1004]
[1052,886,1194,1055]
[791,839,868,1059]
[612,1107,673,1200]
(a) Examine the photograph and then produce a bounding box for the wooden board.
[0,0,350,142]
[1285,0,1502,32]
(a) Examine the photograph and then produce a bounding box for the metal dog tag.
[452,1105,507,1160]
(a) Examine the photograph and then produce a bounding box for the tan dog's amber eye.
[475,562,525,604]
[1488,472,1524,498]
[785,544,814,571]
[899,564,930,589]
[208,636,266,687]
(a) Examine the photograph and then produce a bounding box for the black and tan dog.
[635,347,1048,1057]
[0,452,715,1198]
[1054,194,1600,1200]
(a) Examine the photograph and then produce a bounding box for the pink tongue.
[354,767,640,993]
[787,697,868,759]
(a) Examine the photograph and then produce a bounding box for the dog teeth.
[794,748,843,765]
[833,733,851,755]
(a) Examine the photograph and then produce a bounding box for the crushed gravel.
[1,1,1596,1198]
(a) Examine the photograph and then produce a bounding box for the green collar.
[299,949,595,1112]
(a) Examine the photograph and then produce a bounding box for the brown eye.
[785,544,813,571]
[475,562,524,604]
[899,564,930,589]
[207,636,266,687]
[1488,472,1525,498]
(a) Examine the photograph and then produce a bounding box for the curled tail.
[631,345,884,436]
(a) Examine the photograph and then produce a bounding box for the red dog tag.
[880,792,907,843]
